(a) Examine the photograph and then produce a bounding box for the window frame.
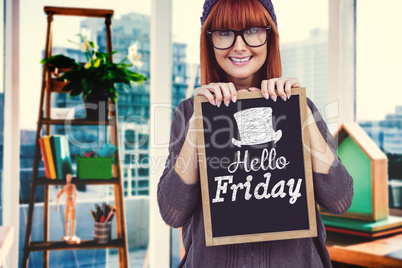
[149,0,172,267]
[3,0,20,266]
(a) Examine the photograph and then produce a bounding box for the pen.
[95,205,103,222]
[106,212,115,222]
[90,210,96,221]
[102,203,106,217]
[105,209,116,222]
[105,204,111,218]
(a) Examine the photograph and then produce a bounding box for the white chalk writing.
[213,173,303,204]
[227,148,290,173]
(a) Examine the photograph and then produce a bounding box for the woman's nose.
[232,35,247,51]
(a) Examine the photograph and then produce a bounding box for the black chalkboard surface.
[194,88,317,246]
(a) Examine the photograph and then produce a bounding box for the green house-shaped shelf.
[322,123,388,221]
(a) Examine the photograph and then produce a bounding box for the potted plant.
[41,34,147,121]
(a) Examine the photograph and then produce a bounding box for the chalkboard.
[194,88,317,246]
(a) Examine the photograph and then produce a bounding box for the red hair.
[200,0,282,86]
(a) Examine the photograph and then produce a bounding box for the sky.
[18,0,402,130]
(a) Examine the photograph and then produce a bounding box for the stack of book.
[322,215,402,238]
[38,135,73,180]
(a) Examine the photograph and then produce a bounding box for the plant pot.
[84,92,109,121]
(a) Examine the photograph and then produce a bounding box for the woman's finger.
[194,86,216,106]
[203,88,217,106]
[267,78,278,102]
[284,80,293,99]
[286,78,300,99]
[260,80,269,99]
[228,82,237,103]
[219,83,232,107]
[276,79,287,101]
[212,85,224,107]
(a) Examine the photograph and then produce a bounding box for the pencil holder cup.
[94,222,112,244]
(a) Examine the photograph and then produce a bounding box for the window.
[138,180,149,188]
[137,189,148,195]
[125,130,136,149]
[277,0,329,112]
[139,153,149,165]
[170,1,204,265]
[138,168,149,177]
[138,133,149,149]
[356,0,402,210]
[19,0,151,266]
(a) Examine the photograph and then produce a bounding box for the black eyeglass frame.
[207,25,272,50]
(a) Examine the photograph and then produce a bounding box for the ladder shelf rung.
[35,177,119,185]
[28,239,124,252]
[44,6,114,18]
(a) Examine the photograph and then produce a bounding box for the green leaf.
[127,71,147,82]
[58,68,85,82]
[88,41,95,49]
[93,58,101,68]
[41,55,81,68]
[60,82,75,93]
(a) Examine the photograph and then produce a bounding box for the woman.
[158,0,353,267]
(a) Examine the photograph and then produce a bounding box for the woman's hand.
[258,78,301,102]
[194,79,301,106]
[194,82,238,107]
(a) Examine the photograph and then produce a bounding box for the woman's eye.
[219,30,232,37]
[246,28,259,34]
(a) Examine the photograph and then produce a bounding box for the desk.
[0,226,14,267]
[326,231,402,267]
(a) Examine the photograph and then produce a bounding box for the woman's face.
[214,35,267,85]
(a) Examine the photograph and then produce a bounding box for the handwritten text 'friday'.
[212,148,302,204]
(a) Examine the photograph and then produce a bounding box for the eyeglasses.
[207,26,271,50]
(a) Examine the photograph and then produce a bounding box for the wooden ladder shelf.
[22,6,129,267]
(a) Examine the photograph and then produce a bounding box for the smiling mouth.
[229,56,252,63]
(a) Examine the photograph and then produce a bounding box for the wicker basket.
[76,156,113,179]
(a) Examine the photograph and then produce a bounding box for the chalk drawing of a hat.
[232,107,282,147]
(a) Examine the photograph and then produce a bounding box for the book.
[51,135,73,180]
[325,226,402,238]
[321,215,402,232]
[42,136,56,179]
[49,136,58,179]
[38,138,50,179]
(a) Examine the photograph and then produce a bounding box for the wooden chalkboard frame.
[194,87,317,246]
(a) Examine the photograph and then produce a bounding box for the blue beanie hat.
[200,0,277,28]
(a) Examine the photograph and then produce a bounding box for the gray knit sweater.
[158,97,353,268]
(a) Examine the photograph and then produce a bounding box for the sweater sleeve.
[157,99,201,228]
[307,99,354,215]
